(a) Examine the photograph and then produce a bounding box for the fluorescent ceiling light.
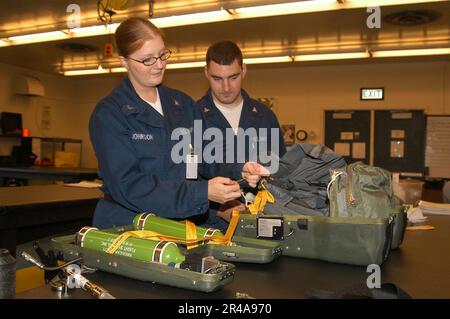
[8,31,67,45]
[235,0,341,18]
[63,46,450,76]
[372,48,450,57]
[152,10,231,28]
[70,24,119,37]
[64,61,206,76]
[244,56,293,64]
[345,0,447,9]
[62,56,293,76]
[110,67,127,73]
[1,0,448,47]
[165,61,206,69]
[294,52,370,61]
[234,0,447,19]
[64,69,110,76]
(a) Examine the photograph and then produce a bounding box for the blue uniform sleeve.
[89,104,209,219]
[272,112,287,158]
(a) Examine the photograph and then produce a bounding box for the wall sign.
[360,88,384,101]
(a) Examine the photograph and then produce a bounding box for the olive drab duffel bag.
[234,146,407,266]
[327,162,407,250]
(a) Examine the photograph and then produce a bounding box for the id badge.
[186,154,198,179]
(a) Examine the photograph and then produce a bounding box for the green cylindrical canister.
[76,227,185,265]
[133,213,224,239]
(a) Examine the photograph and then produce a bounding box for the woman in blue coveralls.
[89,17,265,229]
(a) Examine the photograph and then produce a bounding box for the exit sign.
[361,88,384,100]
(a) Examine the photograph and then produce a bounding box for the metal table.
[0,166,98,185]
[0,184,101,256]
[16,215,450,299]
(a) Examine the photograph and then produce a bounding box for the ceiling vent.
[383,10,440,26]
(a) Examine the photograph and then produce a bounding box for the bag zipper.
[346,165,356,206]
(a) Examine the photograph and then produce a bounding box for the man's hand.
[216,200,246,222]
[242,162,271,188]
[208,177,241,204]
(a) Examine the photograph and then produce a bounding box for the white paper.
[334,143,350,156]
[419,200,450,216]
[352,142,366,159]
[258,218,281,238]
[407,206,429,223]
[340,132,354,140]
[390,140,404,158]
[391,130,405,139]
[64,180,102,188]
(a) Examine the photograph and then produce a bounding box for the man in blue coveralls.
[198,40,286,224]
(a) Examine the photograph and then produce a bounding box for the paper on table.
[407,206,429,223]
[64,180,102,189]
[418,200,450,216]
[406,206,435,231]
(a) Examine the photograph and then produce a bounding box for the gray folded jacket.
[264,144,346,216]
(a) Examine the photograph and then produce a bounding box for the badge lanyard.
[186,143,198,179]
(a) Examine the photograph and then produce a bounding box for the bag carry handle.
[326,170,345,198]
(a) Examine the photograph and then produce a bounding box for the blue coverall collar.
[200,88,263,130]
[119,77,183,130]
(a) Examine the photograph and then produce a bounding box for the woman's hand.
[208,177,241,204]
[216,200,246,222]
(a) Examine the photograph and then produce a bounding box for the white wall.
[0,62,79,158]
[1,59,449,169]
[0,63,120,168]
[165,60,450,146]
[69,75,123,168]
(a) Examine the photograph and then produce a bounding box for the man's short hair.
[206,41,243,67]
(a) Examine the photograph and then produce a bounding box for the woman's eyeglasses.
[127,49,172,66]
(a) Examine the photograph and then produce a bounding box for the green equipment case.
[49,225,282,292]
[234,206,407,266]
[197,234,282,264]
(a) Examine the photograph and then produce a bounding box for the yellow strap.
[185,220,199,249]
[105,211,241,254]
[105,230,172,254]
[210,209,240,246]
[247,181,274,215]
